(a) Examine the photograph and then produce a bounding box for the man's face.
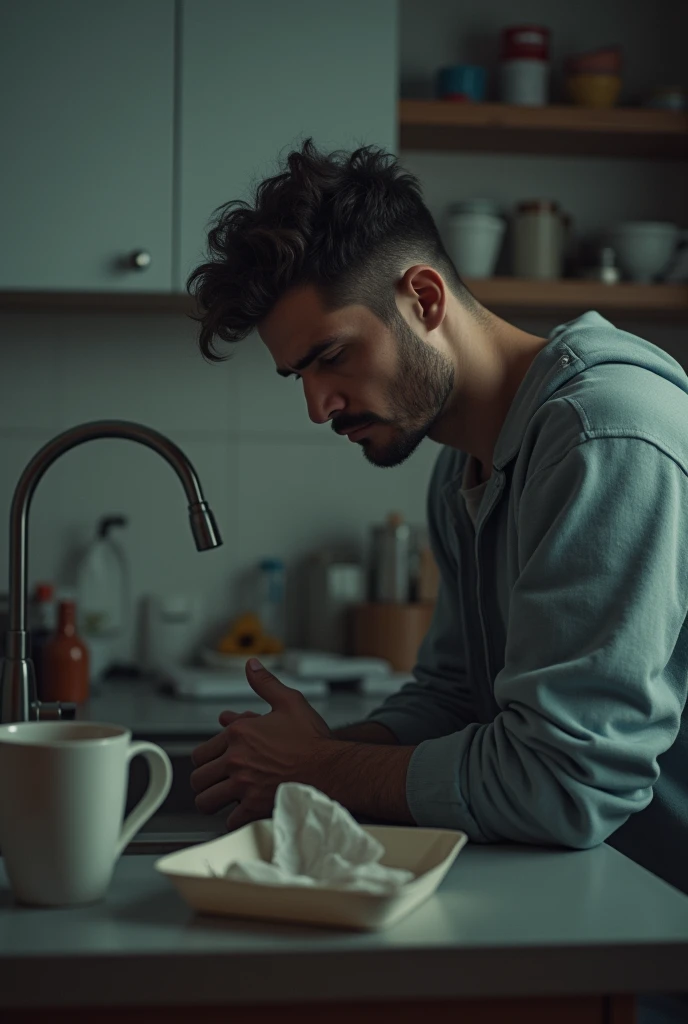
[258,284,454,468]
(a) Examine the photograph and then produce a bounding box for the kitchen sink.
[124,741,228,853]
[123,830,222,855]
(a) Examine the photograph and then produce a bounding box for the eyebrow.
[275,335,344,378]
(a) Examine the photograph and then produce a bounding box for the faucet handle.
[37,701,77,722]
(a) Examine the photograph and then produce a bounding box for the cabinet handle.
[128,250,152,270]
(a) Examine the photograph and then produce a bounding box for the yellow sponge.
[217,612,284,655]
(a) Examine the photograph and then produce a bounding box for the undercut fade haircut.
[187,136,484,362]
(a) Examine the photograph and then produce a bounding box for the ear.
[399,264,446,334]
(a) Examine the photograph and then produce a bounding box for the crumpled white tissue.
[219,782,414,895]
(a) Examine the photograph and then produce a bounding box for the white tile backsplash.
[0,313,440,654]
[235,435,437,560]
[54,313,241,435]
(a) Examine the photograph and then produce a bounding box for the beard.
[359,316,455,468]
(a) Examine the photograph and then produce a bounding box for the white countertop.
[2,678,688,1012]
[2,843,688,1009]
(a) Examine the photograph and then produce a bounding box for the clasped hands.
[190,657,332,831]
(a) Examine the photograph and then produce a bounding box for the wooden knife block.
[349,602,435,672]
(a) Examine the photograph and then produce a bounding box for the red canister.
[501,25,550,60]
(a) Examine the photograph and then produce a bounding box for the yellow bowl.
[566,73,622,108]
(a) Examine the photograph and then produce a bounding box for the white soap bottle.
[75,515,129,683]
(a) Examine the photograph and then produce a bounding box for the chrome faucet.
[0,421,222,724]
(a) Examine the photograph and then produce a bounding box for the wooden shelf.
[398,100,688,158]
[466,278,688,317]
[2,282,687,319]
[0,291,193,313]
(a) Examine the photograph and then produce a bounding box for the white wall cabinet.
[0,0,175,292]
[0,0,398,294]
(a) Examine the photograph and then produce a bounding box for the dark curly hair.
[187,136,482,362]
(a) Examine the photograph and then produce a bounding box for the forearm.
[331,721,399,744]
[304,739,416,824]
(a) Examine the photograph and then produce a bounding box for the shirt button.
[561,354,570,366]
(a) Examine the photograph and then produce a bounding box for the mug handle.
[116,741,173,857]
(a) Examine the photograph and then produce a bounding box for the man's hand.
[331,721,398,744]
[190,658,332,831]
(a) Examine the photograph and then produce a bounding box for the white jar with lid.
[501,60,549,105]
[144,593,200,672]
[512,200,565,279]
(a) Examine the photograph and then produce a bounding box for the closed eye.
[320,350,344,368]
[291,349,344,382]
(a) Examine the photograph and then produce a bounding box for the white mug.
[0,721,172,906]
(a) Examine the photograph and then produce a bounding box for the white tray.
[155,820,467,931]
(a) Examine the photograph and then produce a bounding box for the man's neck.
[430,314,548,469]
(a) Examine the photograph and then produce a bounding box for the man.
[187,138,688,915]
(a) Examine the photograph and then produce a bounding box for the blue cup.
[436,65,487,102]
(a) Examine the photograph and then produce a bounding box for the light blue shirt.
[367,312,688,903]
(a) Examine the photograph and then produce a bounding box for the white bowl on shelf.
[609,222,682,282]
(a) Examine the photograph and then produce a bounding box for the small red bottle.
[42,600,90,704]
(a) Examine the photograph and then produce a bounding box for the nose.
[302,377,345,425]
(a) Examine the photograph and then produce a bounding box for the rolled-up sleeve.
[406,437,688,848]
[364,449,478,745]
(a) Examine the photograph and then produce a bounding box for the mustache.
[331,414,385,433]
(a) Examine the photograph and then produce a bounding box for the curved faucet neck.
[7,420,214,634]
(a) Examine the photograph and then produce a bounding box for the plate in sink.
[155,820,467,930]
